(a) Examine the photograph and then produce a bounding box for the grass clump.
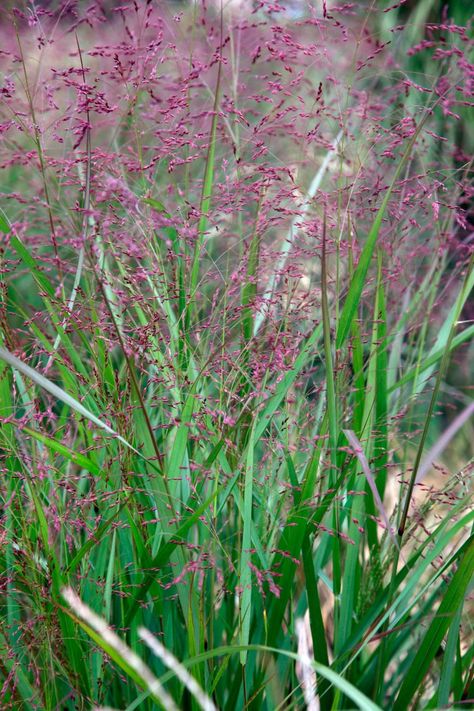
[0,1,472,709]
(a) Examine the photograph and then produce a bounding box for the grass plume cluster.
[0,1,473,709]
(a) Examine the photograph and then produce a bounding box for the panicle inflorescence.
[0,1,472,708]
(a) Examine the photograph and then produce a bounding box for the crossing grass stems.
[0,1,473,709]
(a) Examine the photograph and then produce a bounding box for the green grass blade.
[139,628,218,711]
[301,533,332,710]
[22,426,103,477]
[393,537,474,710]
[389,324,474,394]
[188,15,223,321]
[0,346,142,456]
[160,643,383,711]
[254,323,323,440]
[124,491,218,626]
[239,422,255,665]
[61,588,179,711]
[437,601,463,707]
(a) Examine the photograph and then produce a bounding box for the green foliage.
[0,1,472,710]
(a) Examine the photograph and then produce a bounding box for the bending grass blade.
[159,644,383,711]
[343,429,398,550]
[415,401,474,484]
[22,426,103,478]
[389,324,474,394]
[375,255,474,697]
[361,512,474,706]
[61,588,179,711]
[393,537,474,711]
[139,628,217,711]
[398,254,474,539]
[411,261,474,400]
[373,257,388,501]
[0,346,141,456]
